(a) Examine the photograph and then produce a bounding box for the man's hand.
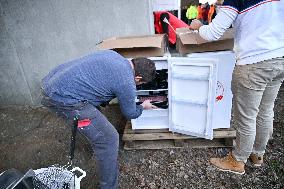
[141,100,157,110]
[189,19,203,30]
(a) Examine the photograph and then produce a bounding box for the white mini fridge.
[131,51,236,140]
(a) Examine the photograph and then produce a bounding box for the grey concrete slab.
[0,0,153,105]
[0,5,33,105]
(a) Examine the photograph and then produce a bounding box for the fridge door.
[186,51,235,129]
[168,57,218,139]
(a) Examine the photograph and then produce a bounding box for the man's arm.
[115,82,157,120]
[189,6,238,41]
[114,83,143,120]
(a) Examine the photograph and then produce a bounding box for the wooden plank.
[123,132,195,141]
[224,138,234,146]
[174,139,184,147]
[123,122,236,150]
[122,129,236,141]
[124,138,234,150]
[124,121,236,138]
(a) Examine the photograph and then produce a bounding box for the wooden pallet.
[122,122,236,150]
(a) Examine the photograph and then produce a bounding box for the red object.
[216,81,225,102]
[208,5,215,23]
[196,6,203,20]
[154,11,188,44]
[78,119,91,128]
[139,96,167,102]
[216,95,224,101]
[202,7,209,23]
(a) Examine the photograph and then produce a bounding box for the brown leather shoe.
[249,153,263,167]
[210,152,245,175]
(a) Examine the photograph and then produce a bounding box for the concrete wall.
[0,0,153,105]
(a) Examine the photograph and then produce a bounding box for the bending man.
[41,50,157,188]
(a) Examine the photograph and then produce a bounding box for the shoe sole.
[249,158,262,167]
[213,166,245,175]
[249,155,263,167]
[252,163,262,167]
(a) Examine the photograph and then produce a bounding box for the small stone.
[149,182,156,189]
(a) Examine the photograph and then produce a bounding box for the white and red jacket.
[199,0,284,65]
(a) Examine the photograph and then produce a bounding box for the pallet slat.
[124,138,233,150]
[122,121,236,150]
[123,130,236,141]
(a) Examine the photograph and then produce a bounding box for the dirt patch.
[0,87,283,189]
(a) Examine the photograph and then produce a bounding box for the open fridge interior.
[136,69,168,109]
[132,64,170,129]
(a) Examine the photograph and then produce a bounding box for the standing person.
[196,3,203,21]
[41,50,157,188]
[199,2,210,25]
[189,0,284,174]
[186,4,198,25]
[207,4,216,23]
[201,3,210,24]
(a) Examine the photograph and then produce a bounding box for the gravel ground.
[0,86,283,189]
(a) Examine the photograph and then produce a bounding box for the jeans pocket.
[75,103,98,120]
[61,103,97,121]
[232,65,251,93]
[79,124,106,144]
[248,66,274,90]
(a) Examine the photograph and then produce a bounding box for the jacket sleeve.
[114,82,143,120]
[186,8,190,19]
[198,7,237,41]
[194,7,198,18]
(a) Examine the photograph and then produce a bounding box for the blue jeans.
[41,95,119,189]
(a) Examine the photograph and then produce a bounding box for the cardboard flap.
[98,34,166,50]
[176,28,234,45]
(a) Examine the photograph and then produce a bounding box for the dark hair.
[131,57,156,83]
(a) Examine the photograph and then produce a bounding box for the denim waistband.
[41,90,87,110]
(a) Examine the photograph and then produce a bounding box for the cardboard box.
[176,28,234,55]
[98,34,167,58]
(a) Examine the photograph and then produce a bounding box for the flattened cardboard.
[176,28,234,55]
[98,34,166,58]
